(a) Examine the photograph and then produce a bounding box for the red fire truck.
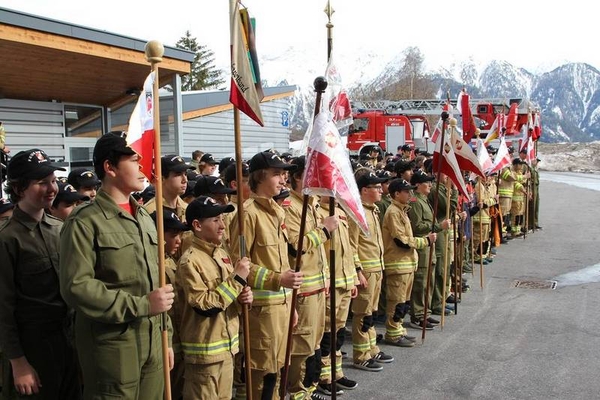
[347,98,537,156]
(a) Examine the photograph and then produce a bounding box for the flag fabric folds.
[450,128,485,178]
[489,137,512,174]
[126,72,155,180]
[303,112,369,234]
[476,138,493,173]
[432,132,469,198]
[324,52,353,133]
[532,112,542,141]
[457,90,477,141]
[229,0,264,126]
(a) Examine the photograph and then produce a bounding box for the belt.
[297,287,326,298]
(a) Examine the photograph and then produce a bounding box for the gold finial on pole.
[145,40,165,63]
[324,0,334,61]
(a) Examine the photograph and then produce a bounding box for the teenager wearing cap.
[383,178,436,347]
[316,196,359,394]
[228,151,303,400]
[399,144,413,161]
[47,181,90,221]
[407,170,448,330]
[0,197,14,221]
[59,133,175,399]
[68,167,100,201]
[510,158,528,238]
[0,149,81,398]
[498,162,519,241]
[177,196,252,400]
[193,175,235,206]
[218,157,236,179]
[350,168,394,372]
[285,156,338,399]
[144,154,193,221]
[198,153,218,176]
[472,174,497,265]
[222,162,250,251]
[150,208,190,400]
[527,157,542,231]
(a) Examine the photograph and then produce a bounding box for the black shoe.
[432,309,451,316]
[336,376,358,390]
[535,226,543,230]
[500,238,508,244]
[485,257,493,263]
[372,351,394,363]
[384,336,415,347]
[505,236,513,241]
[446,295,461,304]
[353,358,383,372]
[409,318,434,330]
[376,333,383,343]
[403,334,417,342]
[317,383,343,396]
[341,350,347,359]
[311,392,329,400]
[426,317,440,325]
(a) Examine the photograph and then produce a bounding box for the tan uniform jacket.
[177,236,244,364]
[473,181,496,224]
[499,167,517,198]
[349,202,384,273]
[317,203,358,290]
[383,200,429,275]
[286,192,328,294]
[229,194,291,306]
[165,257,183,354]
[144,196,188,221]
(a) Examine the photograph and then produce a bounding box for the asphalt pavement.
[334,178,600,399]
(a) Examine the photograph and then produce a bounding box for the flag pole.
[281,77,328,400]
[422,110,449,343]
[144,40,172,400]
[324,2,338,398]
[440,179,452,329]
[233,107,253,400]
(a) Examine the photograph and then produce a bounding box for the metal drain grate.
[511,280,558,290]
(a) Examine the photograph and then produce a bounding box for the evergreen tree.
[176,31,225,91]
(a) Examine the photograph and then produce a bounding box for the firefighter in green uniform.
[59,133,175,400]
[408,170,448,329]
[528,158,542,230]
[0,149,81,399]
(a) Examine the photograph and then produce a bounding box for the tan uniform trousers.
[385,272,413,340]
[183,355,233,400]
[499,197,512,217]
[320,287,352,384]
[248,302,289,400]
[352,271,382,363]
[473,222,491,246]
[288,291,325,399]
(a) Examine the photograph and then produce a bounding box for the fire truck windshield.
[350,118,368,134]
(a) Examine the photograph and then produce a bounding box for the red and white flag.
[431,102,453,143]
[450,128,485,178]
[476,138,493,173]
[525,136,535,164]
[489,137,512,174]
[325,52,353,133]
[505,102,519,134]
[229,0,264,126]
[432,132,469,198]
[457,90,477,141]
[532,112,542,141]
[126,72,155,180]
[303,112,369,234]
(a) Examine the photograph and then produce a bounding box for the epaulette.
[45,213,64,226]
[68,200,95,217]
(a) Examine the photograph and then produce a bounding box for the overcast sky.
[2,0,597,74]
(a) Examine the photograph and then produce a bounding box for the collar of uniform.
[94,188,141,220]
[290,190,317,206]
[12,206,60,231]
[192,234,221,255]
[391,198,411,212]
[362,201,379,213]
[250,193,285,218]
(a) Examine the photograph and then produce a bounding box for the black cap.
[410,170,435,185]
[394,160,412,175]
[281,152,293,162]
[376,169,392,181]
[356,171,387,190]
[141,184,156,204]
[93,132,136,168]
[290,156,305,173]
[224,162,249,185]
[150,208,190,232]
[186,196,235,222]
[182,180,196,199]
[68,168,100,188]
[512,157,525,165]
[186,169,200,181]
[420,151,433,157]
[194,175,236,197]
[384,161,396,173]
[400,144,412,151]
[200,153,217,165]
[54,181,90,205]
[519,148,527,154]
[218,157,236,173]
[0,198,15,214]
[388,178,416,194]
[162,154,194,174]
[248,151,297,173]
[508,146,515,154]
[7,149,66,180]
[273,187,291,201]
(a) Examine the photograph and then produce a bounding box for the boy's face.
[108,154,145,193]
[20,173,58,211]
[78,186,97,201]
[193,215,225,245]
[201,164,216,176]
[49,200,77,221]
[260,168,287,198]
[165,230,183,256]
[163,170,188,196]
[393,189,412,204]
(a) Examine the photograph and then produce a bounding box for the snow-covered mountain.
[256,46,600,143]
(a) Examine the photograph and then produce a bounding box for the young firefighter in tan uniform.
[317,197,359,394]
[144,154,193,220]
[285,156,338,400]
[229,151,303,400]
[510,158,528,237]
[498,164,517,240]
[350,169,394,372]
[151,208,190,400]
[383,179,436,347]
[473,175,497,263]
[177,196,252,400]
